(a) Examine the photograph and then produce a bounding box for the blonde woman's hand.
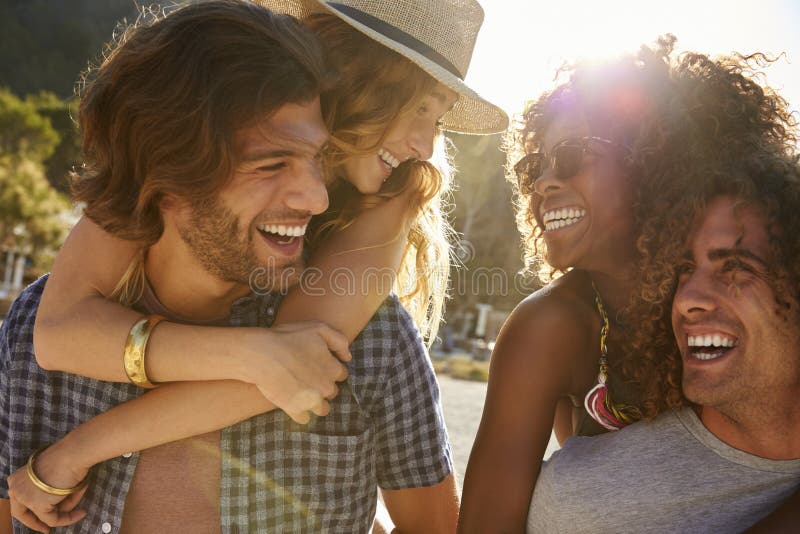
[7,445,89,533]
[240,322,352,424]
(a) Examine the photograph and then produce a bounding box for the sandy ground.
[437,375,561,489]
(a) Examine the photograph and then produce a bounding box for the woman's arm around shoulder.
[276,185,417,341]
[33,217,350,411]
[458,284,595,534]
[34,216,141,376]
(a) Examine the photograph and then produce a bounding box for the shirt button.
[101,522,112,533]
[122,452,133,458]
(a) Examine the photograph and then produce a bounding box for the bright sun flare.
[467,0,800,118]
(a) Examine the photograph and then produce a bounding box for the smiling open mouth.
[256,223,306,247]
[687,333,738,361]
[542,207,586,231]
[378,148,400,169]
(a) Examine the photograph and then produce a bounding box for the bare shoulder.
[52,215,142,297]
[491,270,597,389]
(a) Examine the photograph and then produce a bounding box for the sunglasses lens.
[553,144,584,180]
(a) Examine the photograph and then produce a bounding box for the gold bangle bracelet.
[123,315,165,389]
[26,447,88,496]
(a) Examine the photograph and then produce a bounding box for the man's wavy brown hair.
[506,35,799,418]
[71,0,333,247]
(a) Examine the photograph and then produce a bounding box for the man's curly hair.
[629,112,799,418]
[505,35,799,418]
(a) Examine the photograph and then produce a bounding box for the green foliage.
[0,87,60,162]
[0,1,153,195]
[33,93,81,193]
[0,88,71,268]
[0,156,70,252]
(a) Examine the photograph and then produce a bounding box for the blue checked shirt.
[0,276,453,533]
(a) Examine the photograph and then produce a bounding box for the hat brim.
[257,0,509,134]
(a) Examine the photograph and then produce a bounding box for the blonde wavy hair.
[304,13,454,344]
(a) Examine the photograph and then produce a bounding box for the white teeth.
[542,208,587,226]
[543,208,586,231]
[257,223,308,237]
[694,352,722,361]
[687,334,737,348]
[378,148,400,168]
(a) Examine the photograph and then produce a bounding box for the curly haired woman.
[459,36,798,532]
[2,0,507,532]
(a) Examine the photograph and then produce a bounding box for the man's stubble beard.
[177,196,303,291]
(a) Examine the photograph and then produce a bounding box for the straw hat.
[255,0,508,134]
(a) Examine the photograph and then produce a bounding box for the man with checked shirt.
[0,3,454,533]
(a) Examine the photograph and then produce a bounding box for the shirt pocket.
[279,427,376,531]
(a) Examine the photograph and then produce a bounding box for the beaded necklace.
[583,282,641,431]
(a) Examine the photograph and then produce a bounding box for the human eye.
[722,258,762,283]
[719,257,762,287]
[256,161,286,173]
[675,259,695,280]
[721,257,752,273]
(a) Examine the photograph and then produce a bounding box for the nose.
[532,167,562,196]
[673,270,717,319]
[285,159,328,215]
[407,119,436,161]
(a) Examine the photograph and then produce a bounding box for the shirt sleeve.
[372,309,452,489]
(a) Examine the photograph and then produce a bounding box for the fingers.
[10,497,86,531]
[259,322,351,421]
[36,507,87,529]
[8,476,88,532]
[11,503,50,533]
[323,383,339,400]
[287,410,310,425]
[312,399,331,418]
[285,391,331,424]
[58,484,88,511]
[51,508,87,527]
[322,361,350,388]
[315,325,353,362]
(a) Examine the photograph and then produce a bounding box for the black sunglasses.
[514,136,619,194]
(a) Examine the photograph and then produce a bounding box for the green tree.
[28,91,81,193]
[0,156,70,254]
[0,87,60,162]
[0,88,71,267]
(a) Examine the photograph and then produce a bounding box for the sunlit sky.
[466,0,800,119]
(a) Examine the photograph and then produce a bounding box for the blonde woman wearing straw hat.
[4,0,506,532]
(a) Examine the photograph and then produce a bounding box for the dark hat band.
[328,3,464,79]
